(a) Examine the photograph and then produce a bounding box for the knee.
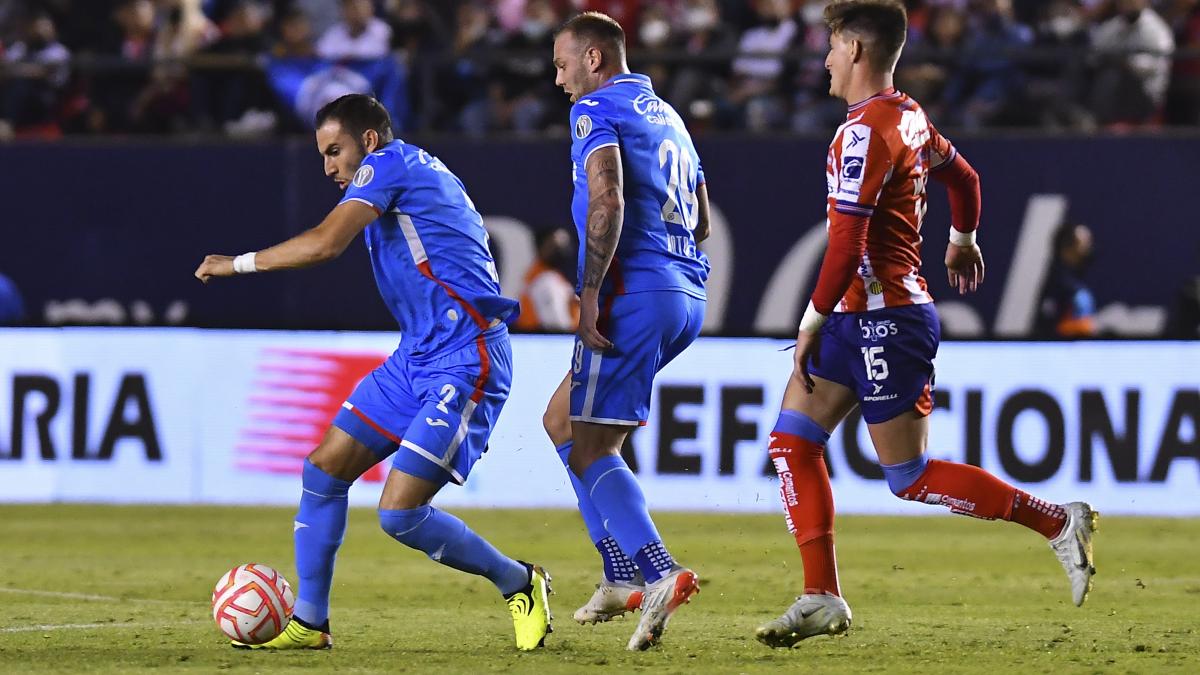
[880,454,929,497]
[306,429,377,482]
[378,505,431,545]
[542,405,571,447]
[566,443,615,478]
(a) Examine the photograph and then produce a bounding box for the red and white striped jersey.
[825,89,956,313]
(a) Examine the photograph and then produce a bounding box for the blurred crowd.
[1,0,1199,139]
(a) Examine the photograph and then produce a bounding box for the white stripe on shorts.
[443,399,478,466]
[569,415,640,426]
[400,439,465,484]
[581,350,604,418]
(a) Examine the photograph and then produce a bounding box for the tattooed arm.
[577,145,624,351]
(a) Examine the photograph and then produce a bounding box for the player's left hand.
[792,328,821,394]
[577,289,613,351]
[194,255,235,284]
[945,243,985,295]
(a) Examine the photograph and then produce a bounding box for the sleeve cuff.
[949,228,977,247]
[798,301,829,334]
[341,196,383,215]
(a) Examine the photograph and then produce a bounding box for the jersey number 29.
[657,139,698,231]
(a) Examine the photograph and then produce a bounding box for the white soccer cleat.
[573,579,644,625]
[626,567,699,651]
[755,593,852,648]
[1049,501,1098,607]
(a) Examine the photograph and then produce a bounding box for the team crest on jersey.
[352,165,374,187]
[575,115,593,139]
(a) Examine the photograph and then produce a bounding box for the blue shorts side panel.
[569,291,705,425]
[333,325,512,485]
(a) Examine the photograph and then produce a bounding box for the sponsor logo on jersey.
[842,156,864,181]
[837,124,871,201]
[575,115,593,139]
[898,109,931,149]
[352,165,374,187]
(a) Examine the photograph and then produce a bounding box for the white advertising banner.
[0,329,1196,515]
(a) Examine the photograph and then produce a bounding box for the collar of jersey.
[847,87,900,113]
[600,72,651,90]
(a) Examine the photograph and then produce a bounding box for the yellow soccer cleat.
[231,618,332,650]
[506,562,553,651]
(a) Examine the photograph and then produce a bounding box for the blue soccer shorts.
[808,303,940,424]
[332,324,511,486]
[569,290,705,425]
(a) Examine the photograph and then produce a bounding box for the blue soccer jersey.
[569,73,709,299]
[340,140,517,360]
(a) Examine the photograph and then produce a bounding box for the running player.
[546,12,710,650]
[194,94,552,651]
[754,0,1098,648]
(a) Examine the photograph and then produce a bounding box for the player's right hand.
[194,255,235,284]
[792,329,821,394]
[577,289,613,351]
[945,243,985,295]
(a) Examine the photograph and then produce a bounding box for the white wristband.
[949,229,977,247]
[233,252,258,274]
[798,301,828,334]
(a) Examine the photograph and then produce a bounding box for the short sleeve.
[339,152,404,214]
[571,97,620,169]
[832,122,893,218]
[926,121,958,172]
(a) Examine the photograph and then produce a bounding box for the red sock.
[1010,490,1069,539]
[898,459,1067,538]
[768,432,840,597]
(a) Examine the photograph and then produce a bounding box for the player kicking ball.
[194,94,551,651]
[545,12,712,650]
[755,0,1097,648]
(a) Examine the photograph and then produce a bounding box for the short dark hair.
[824,0,908,71]
[555,11,626,61]
[314,94,395,147]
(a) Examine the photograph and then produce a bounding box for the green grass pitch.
[1,505,1196,673]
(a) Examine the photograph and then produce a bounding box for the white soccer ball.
[210,563,295,644]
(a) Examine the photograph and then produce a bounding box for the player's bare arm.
[193,200,377,284]
[694,183,711,243]
[578,145,624,351]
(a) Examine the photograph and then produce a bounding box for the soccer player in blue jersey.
[193,94,552,651]
[543,12,710,651]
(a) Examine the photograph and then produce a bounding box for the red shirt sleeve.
[927,126,981,234]
[812,121,892,314]
[810,211,870,315]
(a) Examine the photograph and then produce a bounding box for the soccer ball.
[210,563,295,644]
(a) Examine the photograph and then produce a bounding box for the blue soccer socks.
[557,442,640,583]
[379,505,529,596]
[293,460,352,626]
[581,455,674,583]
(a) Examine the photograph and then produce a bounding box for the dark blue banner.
[1,135,1195,337]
